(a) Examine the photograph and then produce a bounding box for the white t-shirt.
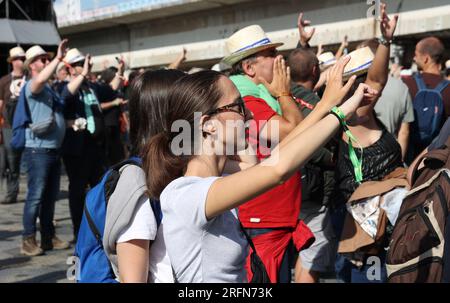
[117,198,157,243]
[117,197,174,283]
[160,176,248,283]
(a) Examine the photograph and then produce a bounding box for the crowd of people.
[0,3,449,283]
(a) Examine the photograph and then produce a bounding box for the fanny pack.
[29,112,56,137]
[28,85,62,138]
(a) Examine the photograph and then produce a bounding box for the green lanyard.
[331,107,364,184]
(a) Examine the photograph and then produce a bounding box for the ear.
[242,60,256,77]
[312,65,318,77]
[200,115,217,137]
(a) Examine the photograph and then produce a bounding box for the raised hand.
[57,39,69,60]
[81,54,92,77]
[298,12,315,47]
[258,56,291,98]
[118,55,126,75]
[320,55,356,108]
[380,2,399,41]
[341,83,378,125]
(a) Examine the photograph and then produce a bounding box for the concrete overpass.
[55,0,450,71]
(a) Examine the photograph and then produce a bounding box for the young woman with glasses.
[144,56,378,282]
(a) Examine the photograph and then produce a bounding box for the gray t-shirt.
[374,76,415,137]
[160,176,248,283]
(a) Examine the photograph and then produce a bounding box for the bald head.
[416,37,445,65]
[288,48,320,85]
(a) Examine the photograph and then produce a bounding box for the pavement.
[0,174,74,283]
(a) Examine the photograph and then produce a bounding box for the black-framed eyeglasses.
[205,97,246,117]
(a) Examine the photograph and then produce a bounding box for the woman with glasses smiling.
[143,56,378,282]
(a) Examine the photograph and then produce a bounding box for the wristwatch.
[378,36,392,46]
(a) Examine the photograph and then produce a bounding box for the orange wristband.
[276,92,293,99]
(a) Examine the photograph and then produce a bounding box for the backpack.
[10,82,31,151]
[386,137,450,283]
[11,82,63,151]
[411,74,448,148]
[74,157,162,283]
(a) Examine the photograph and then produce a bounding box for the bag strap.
[110,156,142,172]
[238,221,259,255]
[411,147,449,185]
[414,74,427,92]
[434,80,450,94]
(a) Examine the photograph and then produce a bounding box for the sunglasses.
[205,98,246,117]
[71,60,85,68]
[13,57,25,62]
[34,57,50,64]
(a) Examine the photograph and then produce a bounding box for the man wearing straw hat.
[20,40,70,256]
[0,46,26,205]
[222,22,314,283]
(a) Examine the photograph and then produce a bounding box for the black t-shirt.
[95,82,120,127]
[60,81,105,156]
[334,124,403,207]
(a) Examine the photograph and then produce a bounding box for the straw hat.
[24,45,53,69]
[64,48,85,65]
[7,46,26,63]
[222,25,283,66]
[343,46,375,80]
[317,52,337,71]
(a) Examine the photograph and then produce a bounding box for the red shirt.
[402,73,450,118]
[238,95,301,229]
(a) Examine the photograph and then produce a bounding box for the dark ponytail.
[143,132,188,198]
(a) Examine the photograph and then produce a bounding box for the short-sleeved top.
[24,80,66,149]
[334,124,403,206]
[116,198,160,283]
[117,197,157,243]
[402,73,450,118]
[160,176,248,283]
[374,76,415,136]
[238,95,302,228]
[429,117,450,151]
[95,82,120,127]
[0,73,25,128]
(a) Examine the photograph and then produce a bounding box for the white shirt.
[117,198,174,283]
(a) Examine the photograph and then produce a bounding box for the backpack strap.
[414,74,427,92]
[105,157,143,204]
[239,221,258,256]
[411,147,450,185]
[110,156,142,172]
[434,80,450,94]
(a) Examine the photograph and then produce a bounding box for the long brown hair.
[128,69,186,156]
[144,70,225,198]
